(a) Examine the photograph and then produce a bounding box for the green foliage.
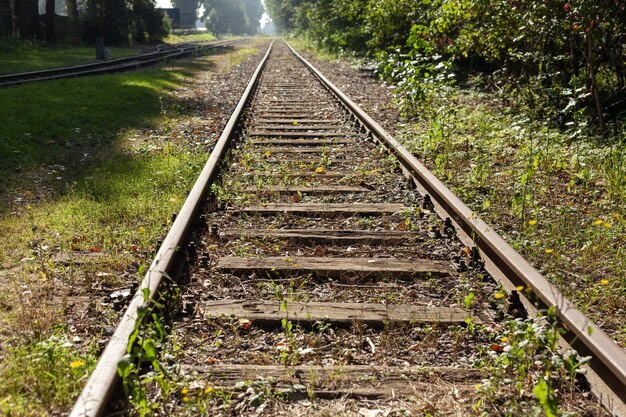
[82,0,169,44]
[266,0,626,130]
[376,25,456,114]
[204,0,248,35]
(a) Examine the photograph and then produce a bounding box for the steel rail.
[68,40,273,417]
[0,39,241,87]
[286,41,626,412]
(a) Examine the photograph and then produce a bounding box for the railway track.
[0,39,241,87]
[70,41,626,416]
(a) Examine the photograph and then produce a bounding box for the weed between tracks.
[0,39,265,416]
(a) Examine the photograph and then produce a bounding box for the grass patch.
[0,327,98,416]
[0,40,144,75]
[164,31,217,44]
[0,61,201,220]
[398,84,626,346]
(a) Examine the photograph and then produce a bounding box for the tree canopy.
[266,0,626,130]
[1,0,170,44]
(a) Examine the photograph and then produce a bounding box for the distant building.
[179,12,195,29]
[159,8,181,29]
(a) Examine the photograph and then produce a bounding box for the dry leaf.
[238,318,252,330]
[313,245,325,256]
[490,343,504,353]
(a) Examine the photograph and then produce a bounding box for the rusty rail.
[0,39,242,87]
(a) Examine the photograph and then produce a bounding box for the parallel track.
[70,40,626,416]
[0,39,241,87]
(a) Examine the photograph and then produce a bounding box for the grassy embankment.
[0,39,258,416]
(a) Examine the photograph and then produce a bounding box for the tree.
[65,0,79,43]
[171,0,199,27]
[45,0,54,42]
[203,0,248,35]
[242,0,263,34]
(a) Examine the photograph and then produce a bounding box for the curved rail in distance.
[0,39,242,88]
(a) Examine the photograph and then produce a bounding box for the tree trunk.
[9,0,22,37]
[587,32,605,132]
[66,0,79,43]
[45,0,55,43]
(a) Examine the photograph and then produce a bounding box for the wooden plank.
[255,114,333,119]
[231,202,406,216]
[241,185,369,194]
[250,138,356,146]
[51,251,107,264]
[253,146,355,154]
[255,119,341,124]
[200,300,473,325]
[249,131,352,138]
[255,157,357,164]
[216,256,453,278]
[253,125,344,131]
[242,171,376,178]
[220,228,423,245]
[181,364,482,398]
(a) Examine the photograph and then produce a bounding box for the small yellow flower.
[182,396,189,402]
[603,222,612,229]
[600,279,609,285]
[181,388,189,395]
[594,219,604,225]
[474,384,482,390]
[501,337,509,343]
[516,285,525,291]
[264,150,271,158]
[138,226,146,233]
[204,387,214,394]
[545,249,554,254]
[315,166,325,174]
[528,219,537,225]
[292,121,299,125]
[494,292,506,300]
[70,360,86,369]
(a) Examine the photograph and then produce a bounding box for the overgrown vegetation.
[267,0,625,132]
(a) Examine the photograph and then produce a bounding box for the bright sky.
[156,0,270,26]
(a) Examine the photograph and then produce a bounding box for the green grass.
[0,327,99,416]
[0,40,144,75]
[164,31,217,43]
